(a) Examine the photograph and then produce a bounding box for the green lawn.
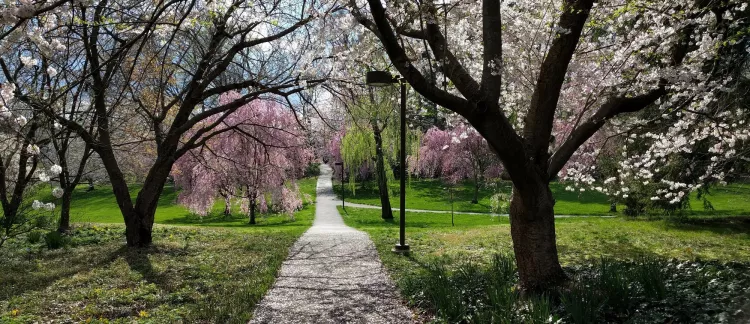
[340,207,750,264]
[1,178,318,323]
[34,177,318,228]
[341,206,750,322]
[335,178,750,216]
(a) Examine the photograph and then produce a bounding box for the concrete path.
[250,164,414,324]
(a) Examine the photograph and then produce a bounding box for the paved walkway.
[250,164,414,324]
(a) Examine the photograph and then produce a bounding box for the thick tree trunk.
[373,131,393,220]
[57,189,73,233]
[128,159,172,247]
[509,183,566,291]
[249,198,256,224]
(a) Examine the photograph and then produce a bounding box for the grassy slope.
[340,206,750,271]
[1,178,318,323]
[342,207,750,323]
[34,177,318,227]
[335,178,750,216]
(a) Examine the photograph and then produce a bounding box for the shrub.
[489,192,510,214]
[597,258,636,312]
[44,231,69,250]
[632,257,668,299]
[559,284,606,324]
[304,162,321,177]
[27,231,43,244]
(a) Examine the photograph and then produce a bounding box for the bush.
[560,284,606,324]
[304,162,321,177]
[44,231,69,250]
[26,231,43,244]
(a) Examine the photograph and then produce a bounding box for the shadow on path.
[250,164,414,324]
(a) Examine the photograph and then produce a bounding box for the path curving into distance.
[250,164,414,324]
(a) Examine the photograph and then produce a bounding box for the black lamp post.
[366,71,410,254]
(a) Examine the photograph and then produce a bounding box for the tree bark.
[472,175,480,204]
[249,198,256,225]
[223,195,231,217]
[57,189,73,233]
[373,131,394,219]
[509,183,566,291]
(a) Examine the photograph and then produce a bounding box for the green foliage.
[632,257,668,299]
[596,258,636,312]
[339,89,422,195]
[559,283,606,324]
[304,162,321,178]
[343,206,750,323]
[489,192,510,214]
[0,190,57,248]
[43,231,68,250]
[26,231,43,244]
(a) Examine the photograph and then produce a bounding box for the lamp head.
[366,71,398,87]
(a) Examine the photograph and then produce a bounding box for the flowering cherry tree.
[172,94,312,224]
[412,124,502,203]
[19,0,343,246]
[348,0,749,289]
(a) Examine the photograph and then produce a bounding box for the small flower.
[46,66,58,77]
[38,172,50,182]
[16,116,27,126]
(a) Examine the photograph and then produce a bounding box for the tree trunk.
[223,195,231,217]
[57,189,73,233]
[472,176,480,204]
[509,183,566,291]
[249,198,256,224]
[373,131,394,220]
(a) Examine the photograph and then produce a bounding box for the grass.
[340,206,750,322]
[0,225,303,323]
[334,178,750,216]
[35,177,318,227]
[1,177,319,323]
[340,207,750,264]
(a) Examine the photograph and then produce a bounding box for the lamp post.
[334,161,344,209]
[366,71,410,254]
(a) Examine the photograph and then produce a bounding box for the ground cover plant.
[340,207,750,323]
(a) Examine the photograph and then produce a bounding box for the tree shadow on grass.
[160,212,308,229]
[664,216,750,237]
[1,244,127,301]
